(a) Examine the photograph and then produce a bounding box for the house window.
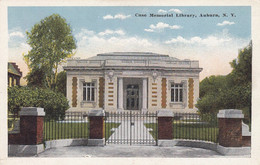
[83,82,95,101]
[171,83,183,102]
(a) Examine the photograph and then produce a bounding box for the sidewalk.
[36,145,250,158]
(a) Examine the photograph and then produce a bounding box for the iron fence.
[173,113,219,143]
[105,111,158,145]
[8,112,20,131]
[44,112,89,141]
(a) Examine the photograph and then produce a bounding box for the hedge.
[8,86,69,120]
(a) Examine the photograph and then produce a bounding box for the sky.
[8,6,251,85]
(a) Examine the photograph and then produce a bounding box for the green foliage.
[230,41,252,85]
[25,67,47,88]
[199,75,229,98]
[24,14,76,89]
[8,86,69,119]
[196,42,252,121]
[55,71,67,96]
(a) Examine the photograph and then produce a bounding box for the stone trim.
[157,139,250,156]
[188,78,194,108]
[19,107,45,116]
[72,77,77,107]
[88,110,105,117]
[161,78,167,108]
[87,138,105,146]
[45,139,88,149]
[8,144,44,156]
[158,109,174,117]
[217,109,244,118]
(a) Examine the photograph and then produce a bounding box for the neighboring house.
[63,52,202,113]
[8,62,22,87]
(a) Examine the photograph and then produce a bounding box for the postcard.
[1,0,260,165]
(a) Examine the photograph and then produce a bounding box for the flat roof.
[87,52,179,61]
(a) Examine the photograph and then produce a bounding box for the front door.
[126,84,139,110]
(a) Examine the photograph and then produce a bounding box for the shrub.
[8,86,69,120]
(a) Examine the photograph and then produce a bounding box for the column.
[142,78,148,112]
[118,77,124,111]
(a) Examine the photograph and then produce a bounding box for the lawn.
[44,121,120,141]
[105,122,121,140]
[145,122,219,143]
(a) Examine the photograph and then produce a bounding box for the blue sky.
[8,6,251,84]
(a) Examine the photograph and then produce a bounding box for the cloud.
[165,35,232,47]
[75,28,154,54]
[98,29,125,36]
[145,22,182,32]
[158,9,167,13]
[169,9,182,14]
[158,8,182,14]
[217,21,235,26]
[103,14,131,20]
[9,31,25,38]
[144,29,154,32]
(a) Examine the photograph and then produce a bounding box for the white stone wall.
[66,70,200,113]
[66,71,103,112]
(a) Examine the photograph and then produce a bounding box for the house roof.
[64,52,202,72]
[8,62,22,77]
[87,52,180,61]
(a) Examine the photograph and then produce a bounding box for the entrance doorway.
[126,84,139,110]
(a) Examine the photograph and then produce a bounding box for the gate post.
[8,107,45,156]
[88,109,105,146]
[157,109,174,146]
[217,109,244,147]
[216,109,251,155]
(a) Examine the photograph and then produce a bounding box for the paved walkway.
[36,145,250,157]
[107,119,156,144]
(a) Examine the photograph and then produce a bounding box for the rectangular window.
[83,82,95,101]
[171,83,183,103]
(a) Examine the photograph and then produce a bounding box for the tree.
[56,71,67,96]
[25,67,47,88]
[196,41,252,122]
[24,14,76,89]
[230,41,252,85]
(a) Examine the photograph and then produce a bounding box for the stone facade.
[63,52,202,113]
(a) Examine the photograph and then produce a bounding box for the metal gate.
[105,111,158,145]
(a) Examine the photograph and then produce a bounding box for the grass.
[105,123,121,140]
[145,122,219,143]
[44,121,120,141]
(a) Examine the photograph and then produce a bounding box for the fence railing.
[44,112,89,141]
[173,113,218,143]
[105,111,158,145]
[8,112,20,131]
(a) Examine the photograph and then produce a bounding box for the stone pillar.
[8,107,45,156]
[157,109,174,146]
[217,109,244,147]
[142,78,147,112]
[118,77,124,111]
[88,110,105,146]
